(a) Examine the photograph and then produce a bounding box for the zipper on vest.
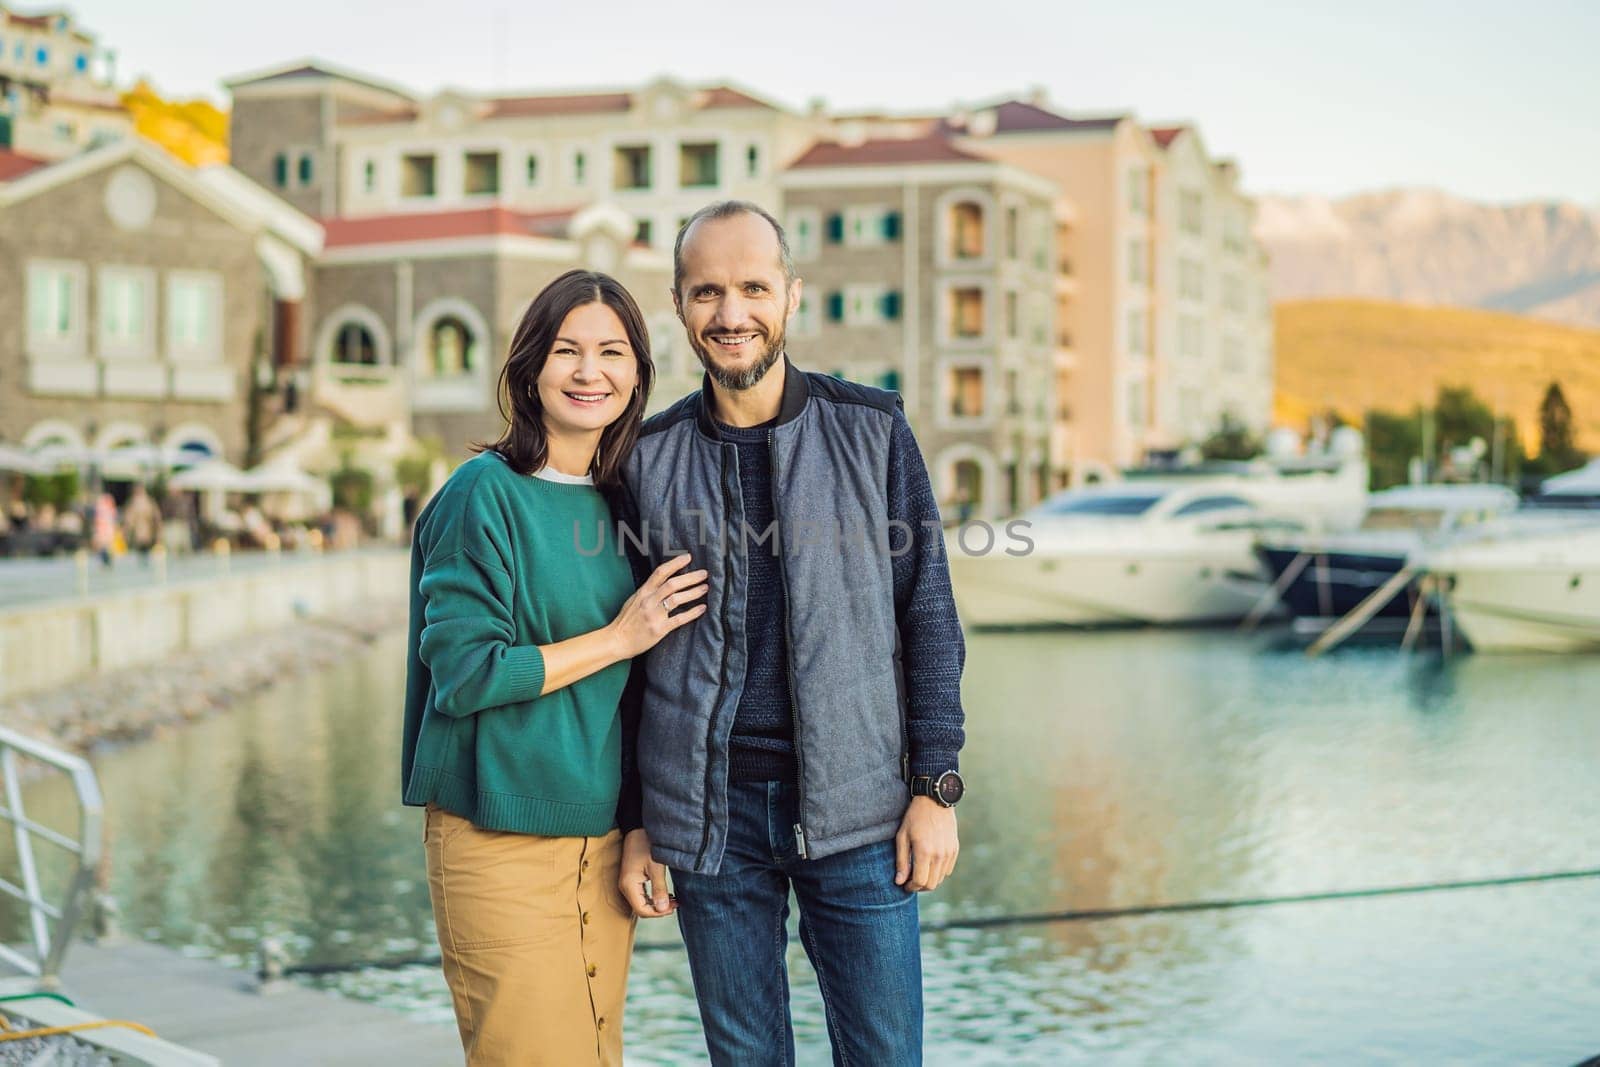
[693,444,741,872]
[769,427,809,859]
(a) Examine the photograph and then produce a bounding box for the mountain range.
[1254,189,1600,329]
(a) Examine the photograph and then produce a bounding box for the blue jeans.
[672,779,922,1066]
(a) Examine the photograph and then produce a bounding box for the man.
[615,201,967,1065]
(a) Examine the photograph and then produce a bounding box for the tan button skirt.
[424,804,637,1066]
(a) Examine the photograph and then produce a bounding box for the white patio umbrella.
[239,460,333,511]
[0,445,47,475]
[168,459,252,492]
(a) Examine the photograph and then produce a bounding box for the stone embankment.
[1,598,405,758]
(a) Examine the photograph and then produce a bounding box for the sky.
[69,0,1600,205]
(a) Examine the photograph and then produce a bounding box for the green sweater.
[401,451,634,836]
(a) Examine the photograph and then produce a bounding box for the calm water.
[7,628,1600,1065]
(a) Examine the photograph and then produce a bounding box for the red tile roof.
[698,86,776,111]
[789,136,988,169]
[944,100,1123,136]
[320,206,578,248]
[0,148,49,182]
[485,91,632,119]
[1150,126,1186,148]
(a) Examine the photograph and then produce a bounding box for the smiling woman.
[405,269,708,1064]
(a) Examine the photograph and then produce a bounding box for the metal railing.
[0,725,103,988]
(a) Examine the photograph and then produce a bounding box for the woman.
[401,270,707,1065]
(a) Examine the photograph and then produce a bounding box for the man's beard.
[691,317,787,392]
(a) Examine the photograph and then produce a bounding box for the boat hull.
[949,545,1270,628]
[1256,546,1424,622]
[1440,566,1600,652]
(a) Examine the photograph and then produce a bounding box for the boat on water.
[1423,461,1600,652]
[1255,484,1520,635]
[1429,525,1600,652]
[948,481,1320,629]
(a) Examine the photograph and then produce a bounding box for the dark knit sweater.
[719,408,965,784]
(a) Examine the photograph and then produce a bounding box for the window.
[679,142,719,188]
[98,268,154,357]
[1038,492,1163,517]
[525,154,540,185]
[35,46,48,66]
[1005,205,1019,260]
[1005,291,1019,339]
[1179,314,1203,358]
[1179,188,1204,235]
[167,273,222,359]
[787,208,820,262]
[746,144,761,178]
[633,219,653,246]
[1222,334,1245,372]
[423,315,478,378]
[949,201,985,259]
[362,159,376,193]
[1179,258,1204,300]
[464,151,500,195]
[26,262,83,353]
[1126,309,1147,355]
[1127,239,1146,285]
[297,151,314,186]
[948,366,985,418]
[75,52,87,73]
[331,322,377,365]
[572,150,587,185]
[1223,274,1246,313]
[844,206,900,246]
[844,285,899,326]
[272,153,288,188]
[1126,167,1148,216]
[1005,369,1021,415]
[401,153,436,198]
[1173,495,1253,518]
[951,288,984,339]
[1126,379,1146,428]
[614,144,651,190]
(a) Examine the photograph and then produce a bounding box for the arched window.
[333,322,378,365]
[949,202,985,260]
[425,315,477,378]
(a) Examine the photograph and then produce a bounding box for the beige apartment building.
[0,4,129,160]
[944,98,1274,473]
[779,135,1058,518]
[226,62,827,253]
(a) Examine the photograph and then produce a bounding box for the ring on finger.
[661,595,672,611]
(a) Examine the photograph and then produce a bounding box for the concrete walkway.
[54,939,460,1066]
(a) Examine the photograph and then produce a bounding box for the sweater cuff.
[910,750,959,780]
[503,644,546,702]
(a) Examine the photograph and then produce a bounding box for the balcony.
[311,362,407,429]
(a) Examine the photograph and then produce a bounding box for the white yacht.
[947,482,1309,628]
[1430,526,1600,652]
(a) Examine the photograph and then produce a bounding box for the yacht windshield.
[1035,493,1164,517]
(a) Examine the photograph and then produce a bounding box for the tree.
[1199,412,1261,462]
[1532,381,1586,476]
[1364,408,1422,490]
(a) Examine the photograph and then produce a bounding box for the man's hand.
[894,796,959,892]
[620,828,676,918]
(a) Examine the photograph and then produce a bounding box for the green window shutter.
[882,211,902,241]
[826,292,844,322]
[825,213,844,243]
[273,153,288,187]
[879,369,901,393]
[880,290,902,321]
[298,153,314,186]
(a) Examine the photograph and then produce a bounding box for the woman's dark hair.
[473,270,654,487]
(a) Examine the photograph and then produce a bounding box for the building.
[0,4,128,160]
[225,62,827,253]
[0,137,319,470]
[779,135,1058,517]
[943,97,1274,473]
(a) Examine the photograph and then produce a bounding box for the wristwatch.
[910,770,965,808]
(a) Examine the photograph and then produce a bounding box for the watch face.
[935,772,965,806]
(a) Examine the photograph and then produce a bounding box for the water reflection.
[7,628,1600,1063]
